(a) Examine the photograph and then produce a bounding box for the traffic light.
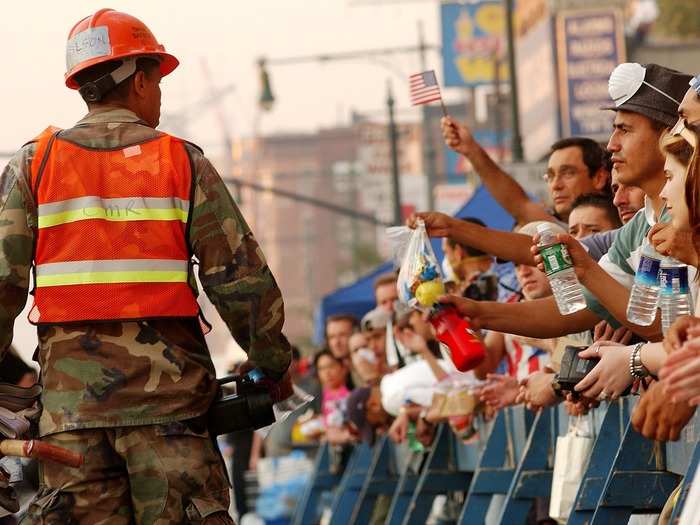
[258,58,275,111]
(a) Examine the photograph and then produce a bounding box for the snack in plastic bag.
[388,220,486,371]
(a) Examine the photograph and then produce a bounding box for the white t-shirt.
[380,359,455,416]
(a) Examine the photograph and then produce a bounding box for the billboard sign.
[441,1,508,87]
[555,9,626,138]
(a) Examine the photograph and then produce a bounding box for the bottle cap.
[536,222,555,234]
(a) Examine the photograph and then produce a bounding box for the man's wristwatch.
[629,342,650,379]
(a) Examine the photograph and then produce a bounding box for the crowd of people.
[267,60,700,524]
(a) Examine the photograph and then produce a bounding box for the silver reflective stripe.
[37,259,187,276]
[38,196,189,216]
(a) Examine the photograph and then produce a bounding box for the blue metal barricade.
[496,406,557,524]
[292,442,343,525]
[399,423,473,525]
[458,409,517,524]
[349,436,397,524]
[566,400,626,525]
[327,442,374,525]
[296,399,700,524]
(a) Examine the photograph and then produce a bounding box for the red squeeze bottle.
[429,307,485,371]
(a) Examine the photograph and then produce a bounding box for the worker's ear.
[132,70,149,99]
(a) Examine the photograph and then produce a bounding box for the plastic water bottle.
[536,223,586,315]
[659,257,694,335]
[626,238,662,326]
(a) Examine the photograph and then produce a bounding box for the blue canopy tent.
[312,186,517,344]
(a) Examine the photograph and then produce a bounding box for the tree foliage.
[655,0,700,39]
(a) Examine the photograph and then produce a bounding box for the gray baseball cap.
[361,307,391,332]
[603,63,692,128]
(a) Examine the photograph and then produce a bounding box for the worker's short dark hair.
[72,56,161,104]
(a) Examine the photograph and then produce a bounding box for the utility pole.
[418,21,437,211]
[387,81,402,226]
[505,0,524,161]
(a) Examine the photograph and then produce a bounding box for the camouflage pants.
[20,421,234,525]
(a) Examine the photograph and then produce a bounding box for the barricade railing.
[292,401,700,524]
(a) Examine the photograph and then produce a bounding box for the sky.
[0,0,440,156]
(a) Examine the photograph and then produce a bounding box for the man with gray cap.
[361,307,392,371]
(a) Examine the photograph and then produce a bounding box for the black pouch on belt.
[207,374,275,437]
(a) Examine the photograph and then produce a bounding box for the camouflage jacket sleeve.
[0,145,35,355]
[187,146,292,378]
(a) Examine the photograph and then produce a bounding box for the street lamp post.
[387,81,402,226]
[505,0,524,161]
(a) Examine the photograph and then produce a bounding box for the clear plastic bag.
[388,220,445,310]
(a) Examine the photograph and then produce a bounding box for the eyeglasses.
[670,118,700,149]
[542,167,583,184]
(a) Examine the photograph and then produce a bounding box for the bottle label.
[541,243,573,277]
[659,266,689,295]
[634,255,660,287]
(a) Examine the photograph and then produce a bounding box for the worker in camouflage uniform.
[0,8,292,524]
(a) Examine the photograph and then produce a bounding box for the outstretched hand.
[406,211,454,238]
[477,373,519,410]
[437,295,485,329]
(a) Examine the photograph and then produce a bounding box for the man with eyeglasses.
[442,120,610,225]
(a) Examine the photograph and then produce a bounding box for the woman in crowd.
[659,119,700,405]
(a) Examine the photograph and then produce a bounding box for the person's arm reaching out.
[442,116,555,225]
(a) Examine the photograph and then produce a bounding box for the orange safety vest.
[28,127,200,324]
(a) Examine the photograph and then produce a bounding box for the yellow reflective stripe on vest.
[38,196,189,229]
[36,259,189,287]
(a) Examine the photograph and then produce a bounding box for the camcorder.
[554,345,597,396]
[463,273,499,302]
[554,345,631,399]
[208,369,276,436]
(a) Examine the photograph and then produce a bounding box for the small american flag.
[409,70,443,106]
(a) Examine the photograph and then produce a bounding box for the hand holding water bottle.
[530,225,592,315]
[626,238,663,326]
[530,230,595,282]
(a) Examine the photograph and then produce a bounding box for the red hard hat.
[65,8,179,89]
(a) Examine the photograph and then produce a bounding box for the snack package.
[390,220,446,309]
[388,220,486,371]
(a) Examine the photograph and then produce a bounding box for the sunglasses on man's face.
[670,118,700,149]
